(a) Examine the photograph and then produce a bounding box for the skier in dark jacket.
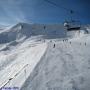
[53,44,55,48]
[70,41,71,44]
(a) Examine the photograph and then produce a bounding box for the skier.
[53,44,55,48]
[70,41,71,44]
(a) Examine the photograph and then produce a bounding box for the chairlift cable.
[44,0,88,20]
[44,0,74,14]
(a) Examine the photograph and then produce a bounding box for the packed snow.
[0,23,90,90]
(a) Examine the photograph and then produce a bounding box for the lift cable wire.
[44,0,72,12]
[43,0,88,20]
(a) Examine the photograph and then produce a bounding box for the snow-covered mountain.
[0,23,67,44]
[0,23,90,90]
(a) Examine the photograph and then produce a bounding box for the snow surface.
[0,23,90,90]
[0,38,47,88]
[21,35,90,90]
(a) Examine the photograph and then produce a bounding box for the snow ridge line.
[20,43,49,90]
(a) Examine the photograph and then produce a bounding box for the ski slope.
[0,23,90,90]
[0,38,47,89]
[21,35,90,90]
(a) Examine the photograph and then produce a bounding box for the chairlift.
[64,20,81,31]
[64,10,81,31]
[44,0,81,31]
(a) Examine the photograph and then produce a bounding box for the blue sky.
[0,0,90,25]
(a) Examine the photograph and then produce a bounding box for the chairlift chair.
[64,20,81,31]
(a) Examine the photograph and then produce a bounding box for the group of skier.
[53,39,87,48]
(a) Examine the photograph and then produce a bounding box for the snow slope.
[0,38,47,89]
[21,34,90,90]
[0,23,90,90]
